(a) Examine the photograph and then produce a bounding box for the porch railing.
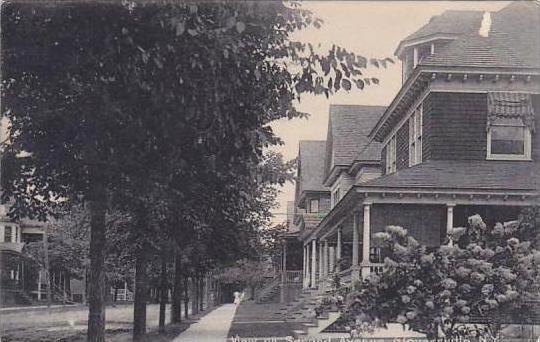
[110,288,134,301]
[366,262,385,275]
[338,268,352,284]
[283,270,302,284]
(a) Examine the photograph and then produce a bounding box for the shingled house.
[292,1,540,290]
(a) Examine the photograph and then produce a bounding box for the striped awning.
[488,92,535,131]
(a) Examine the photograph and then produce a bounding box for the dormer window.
[486,92,534,161]
[403,43,435,82]
[413,44,434,68]
[309,199,319,213]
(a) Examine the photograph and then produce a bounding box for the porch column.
[304,245,310,288]
[311,239,317,288]
[336,227,342,271]
[361,203,372,280]
[37,270,42,300]
[281,242,287,283]
[447,203,455,246]
[318,241,324,284]
[324,240,329,277]
[303,245,307,288]
[329,246,335,274]
[351,210,360,281]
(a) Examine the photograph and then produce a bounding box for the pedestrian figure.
[233,291,241,305]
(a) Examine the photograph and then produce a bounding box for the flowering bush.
[332,208,540,340]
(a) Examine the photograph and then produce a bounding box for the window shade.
[487,92,535,131]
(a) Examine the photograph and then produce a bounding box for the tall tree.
[2,2,387,340]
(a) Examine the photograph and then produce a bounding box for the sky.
[269,1,510,224]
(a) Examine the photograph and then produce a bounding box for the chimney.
[479,12,492,38]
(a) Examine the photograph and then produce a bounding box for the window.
[310,199,319,213]
[385,135,397,174]
[4,226,12,243]
[409,105,423,166]
[487,92,534,161]
[487,118,531,160]
[332,189,341,207]
[413,44,434,68]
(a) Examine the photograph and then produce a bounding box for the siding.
[422,93,433,161]
[426,92,488,160]
[396,121,409,170]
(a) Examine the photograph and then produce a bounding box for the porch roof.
[358,160,538,192]
[304,160,538,242]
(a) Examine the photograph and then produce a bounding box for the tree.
[2,2,387,340]
[337,211,540,340]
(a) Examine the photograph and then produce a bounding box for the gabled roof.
[397,10,484,55]
[421,2,540,69]
[297,140,328,194]
[358,160,538,192]
[324,105,386,179]
[355,140,382,162]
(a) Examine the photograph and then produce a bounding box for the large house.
[286,1,540,293]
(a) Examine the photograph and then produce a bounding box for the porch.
[301,185,534,289]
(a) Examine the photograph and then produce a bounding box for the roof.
[297,140,328,194]
[421,2,540,69]
[355,140,382,162]
[358,160,538,192]
[400,10,484,46]
[324,105,386,178]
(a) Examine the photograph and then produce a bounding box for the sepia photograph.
[0,1,539,341]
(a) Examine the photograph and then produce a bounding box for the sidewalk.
[173,304,237,342]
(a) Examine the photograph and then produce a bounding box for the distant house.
[287,1,539,290]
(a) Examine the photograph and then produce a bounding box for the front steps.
[267,286,344,338]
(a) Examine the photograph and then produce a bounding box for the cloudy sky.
[269,1,510,223]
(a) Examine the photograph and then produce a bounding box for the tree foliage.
[339,210,540,340]
[1,1,387,339]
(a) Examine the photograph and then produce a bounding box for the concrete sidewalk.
[173,304,237,342]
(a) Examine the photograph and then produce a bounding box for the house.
[290,1,540,291]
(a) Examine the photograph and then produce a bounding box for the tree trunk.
[133,247,148,341]
[198,274,204,312]
[183,273,189,319]
[87,181,107,342]
[191,276,198,315]
[158,256,167,333]
[171,250,183,323]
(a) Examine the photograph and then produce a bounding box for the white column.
[37,270,42,300]
[336,227,342,270]
[361,203,372,280]
[352,211,360,281]
[329,246,335,273]
[447,203,455,246]
[318,241,324,283]
[302,245,307,288]
[323,240,329,277]
[311,240,317,288]
[281,242,287,283]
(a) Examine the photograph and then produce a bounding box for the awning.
[487,92,535,131]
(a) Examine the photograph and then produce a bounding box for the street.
[0,303,184,341]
